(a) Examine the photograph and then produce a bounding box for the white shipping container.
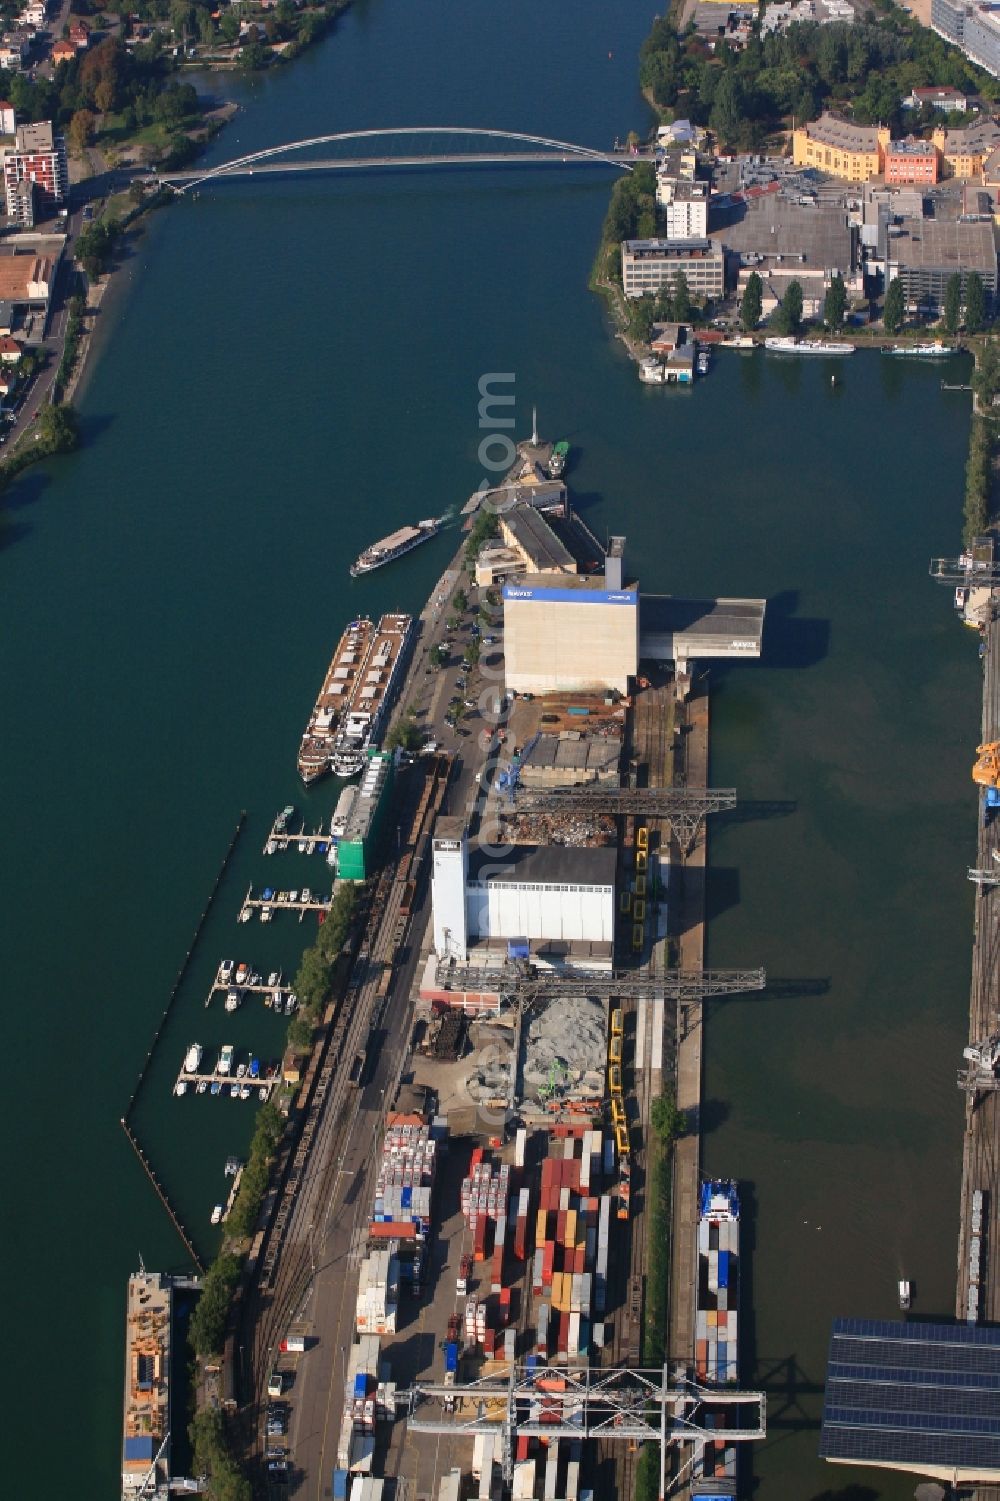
[698,1219,711,1254]
[566,1459,581,1500]
[515,1128,527,1168]
[438,1471,462,1501]
[504,1327,517,1361]
[513,1460,536,1500]
[544,1448,559,1501]
[560,1187,571,1211]
[478,1435,495,1499]
[348,1432,374,1473]
[519,1186,530,1218]
[568,1309,581,1355]
[592,1321,605,1349]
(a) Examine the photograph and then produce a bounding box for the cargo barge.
[350,519,441,577]
[693,1179,741,1498]
[331,613,414,778]
[122,1269,172,1500]
[297,617,374,786]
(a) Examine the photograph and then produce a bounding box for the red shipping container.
[474,1217,487,1261]
[542,1242,555,1287]
[575,1245,585,1274]
[471,1147,483,1169]
[556,1211,566,1247]
[517,1437,530,1462]
[514,1220,527,1260]
[501,1287,511,1310]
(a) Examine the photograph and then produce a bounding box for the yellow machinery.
[608,1062,622,1094]
[611,1097,626,1126]
[632,924,643,951]
[635,848,648,873]
[615,1120,630,1156]
[619,890,632,916]
[635,873,647,899]
[611,1007,624,1037]
[973,743,1000,787]
[636,826,649,852]
[633,898,646,924]
[609,1034,623,1064]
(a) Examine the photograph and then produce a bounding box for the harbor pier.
[957,607,1000,1329]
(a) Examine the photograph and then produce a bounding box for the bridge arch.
[172,126,635,192]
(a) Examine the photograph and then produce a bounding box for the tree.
[943,272,962,335]
[671,270,692,323]
[774,279,803,335]
[650,1092,687,1144]
[709,72,742,149]
[966,271,987,335]
[463,639,480,668]
[68,107,96,154]
[824,273,847,332]
[884,276,905,335]
[629,294,656,344]
[386,714,422,751]
[36,404,78,452]
[219,12,240,43]
[740,271,763,332]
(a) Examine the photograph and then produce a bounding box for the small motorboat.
[238,907,252,923]
[267,971,279,987]
[250,1058,260,1079]
[898,1279,912,1310]
[175,1081,187,1097]
[260,906,272,923]
[301,887,312,905]
[273,988,283,1009]
[235,962,249,985]
[288,891,299,905]
[210,1205,223,1225]
[197,1080,208,1095]
[275,805,294,832]
[225,988,241,1013]
[230,1083,240,1099]
[259,1086,268,1101]
[219,959,234,984]
[266,839,278,855]
[210,1080,221,1096]
[240,1086,251,1100]
[224,1156,241,1177]
[236,1063,247,1080]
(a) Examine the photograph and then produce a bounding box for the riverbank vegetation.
[293,883,357,1019]
[639,4,998,150]
[225,1102,285,1238]
[644,1090,687,1365]
[190,1407,251,1501]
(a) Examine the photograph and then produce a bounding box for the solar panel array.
[820,1318,1000,1474]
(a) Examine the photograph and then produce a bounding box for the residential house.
[0,100,15,135]
[932,118,1000,176]
[0,333,21,362]
[20,2,46,28]
[50,37,75,63]
[884,137,940,185]
[904,85,970,112]
[68,20,89,48]
[792,113,891,181]
[0,34,29,70]
[3,120,68,219]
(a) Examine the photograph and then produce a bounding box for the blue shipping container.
[445,1342,458,1373]
[401,1186,412,1210]
[354,1374,367,1398]
[333,1470,349,1501]
[508,937,530,960]
[718,1251,729,1289]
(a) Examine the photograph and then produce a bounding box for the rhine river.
[0,0,981,1496]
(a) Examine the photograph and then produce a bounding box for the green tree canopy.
[943,272,962,335]
[824,273,847,332]
[740,271,763,333]
[884,276,905,335]
[774,279,804,335]
[966,271,987,335]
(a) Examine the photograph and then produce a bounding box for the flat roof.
[503,506,575,572]
[715,194,854,270]
[468,844,617,888]
[640,595,766,657]
[802,111,883,154]
[821,1318,1000,1478]
[889,215,998,276]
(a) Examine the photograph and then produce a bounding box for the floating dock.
[238,884,332,924]
[263,816,331,856]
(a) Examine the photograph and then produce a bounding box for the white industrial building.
[431,818,616,961]
[502,537,638,696]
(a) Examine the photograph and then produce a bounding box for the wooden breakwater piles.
[120,812,247,1271]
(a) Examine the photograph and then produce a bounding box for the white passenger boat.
[217,1044,235,1075]
[184,1043,203,1074]
[764,336,854,355]
[175,1081,187,1097]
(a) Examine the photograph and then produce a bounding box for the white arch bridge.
[159,127,647,192]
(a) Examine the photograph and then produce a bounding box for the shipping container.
[437,1470,462,1501]
[515,1128,527,1168]
[333,1470,349,1501]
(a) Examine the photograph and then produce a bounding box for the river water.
[0,1,980,1496]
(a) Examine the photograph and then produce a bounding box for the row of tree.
[639,8,1000,151]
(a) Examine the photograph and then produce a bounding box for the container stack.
[369,1121,441,1241]
[531,1143,612,1361]
[355,1250,400,1335]
[349,1480,385,1501]
[695,1181,740,1386]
